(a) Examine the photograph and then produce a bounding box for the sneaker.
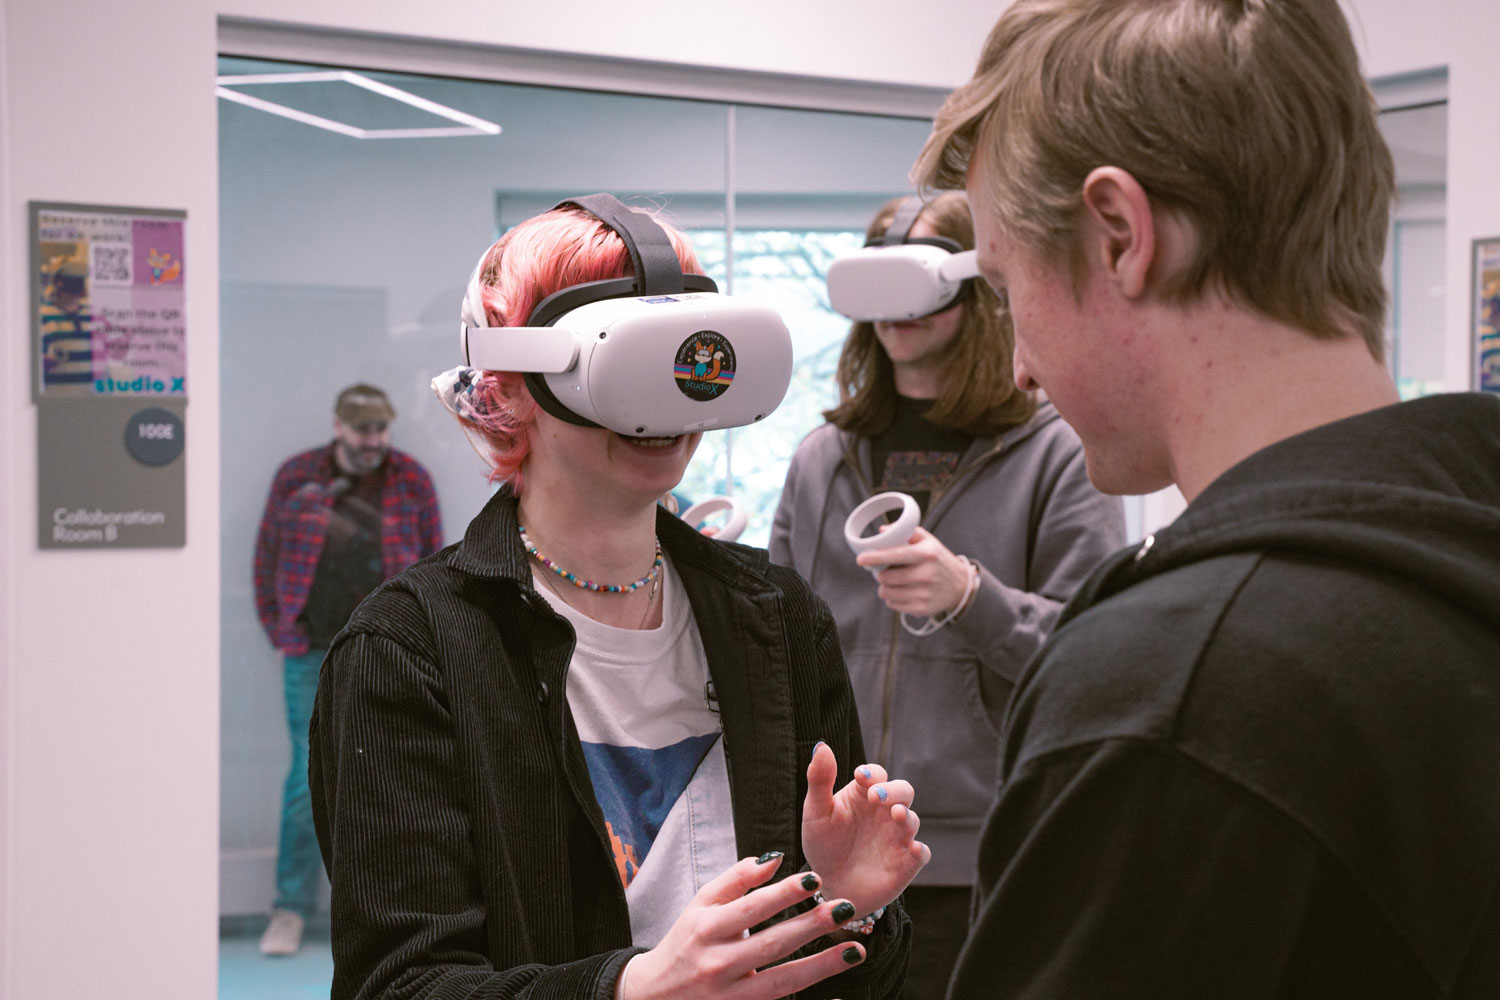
[259,908,305,956]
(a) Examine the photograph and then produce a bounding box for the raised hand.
[622,853,869,1000]
[800,742,931,922]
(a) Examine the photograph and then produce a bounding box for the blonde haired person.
[310,200,929,1000]
[917,0,1500,996]
[770,192,1124,999]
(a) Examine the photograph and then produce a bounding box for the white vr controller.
[826,245,980,322]
[680,494,748,543]
[843,491,920,571]
[845,491,977,638]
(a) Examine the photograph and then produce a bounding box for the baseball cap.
[335,384,396,425]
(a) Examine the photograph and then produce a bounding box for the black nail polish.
[842,945,862,965]
[832,901,856,923]
[755,851,783,865]
[801,873,820,891]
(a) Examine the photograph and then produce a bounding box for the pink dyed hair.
[460,203,704,494]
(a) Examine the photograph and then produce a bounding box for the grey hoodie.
[770,400,1125,883]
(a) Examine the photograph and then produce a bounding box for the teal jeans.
[273,649,326,916]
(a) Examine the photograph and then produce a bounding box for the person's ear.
[493,374,530,407]
[1080,167,1155,300]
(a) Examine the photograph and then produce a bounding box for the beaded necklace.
[519,525,663,594]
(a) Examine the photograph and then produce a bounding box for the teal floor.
[219,916,333,1000]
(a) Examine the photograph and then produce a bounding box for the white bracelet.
[614,954,638,1000]
[900,555,979,637]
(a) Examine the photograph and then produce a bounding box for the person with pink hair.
[310,199,929,1000]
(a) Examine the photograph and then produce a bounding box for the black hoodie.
[950,393,1500,999]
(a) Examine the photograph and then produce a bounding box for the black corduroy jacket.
[310,489,911,1000]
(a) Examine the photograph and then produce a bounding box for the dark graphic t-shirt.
[869,396,975,515]
[298,470,384,649]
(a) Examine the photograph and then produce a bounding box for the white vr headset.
[826,196,982,322]
[460,194,793,437]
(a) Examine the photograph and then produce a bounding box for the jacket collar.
[448,487,533,581]
[449,486,777,592]
[449,485,800,859]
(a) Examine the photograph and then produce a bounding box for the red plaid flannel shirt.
[253,443,443,655]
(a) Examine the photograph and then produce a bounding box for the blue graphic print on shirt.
[581,732,721,886]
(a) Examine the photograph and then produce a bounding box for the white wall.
[0,0,13,990]
[3,2,1498,997]
[3,4,224,1000]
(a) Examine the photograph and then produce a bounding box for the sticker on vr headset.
[673,331,737,402]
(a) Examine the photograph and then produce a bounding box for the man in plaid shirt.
[252,382,442,956]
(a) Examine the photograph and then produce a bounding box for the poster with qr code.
[30,201,187,401]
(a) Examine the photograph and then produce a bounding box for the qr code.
[91,245,131,284]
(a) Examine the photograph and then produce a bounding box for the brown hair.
[824,192,1036,437]
[912,0,1394,361]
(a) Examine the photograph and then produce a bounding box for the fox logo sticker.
[673,331,736,402]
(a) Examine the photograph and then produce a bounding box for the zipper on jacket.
[837,439,904,764]
[847,435,1008,764]
[876,611,902,762]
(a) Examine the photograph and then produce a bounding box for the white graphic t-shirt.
[532,554,739,947]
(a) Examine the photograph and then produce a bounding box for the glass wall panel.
[1392,220,1448,397]
[1378,100,1448,397]
[219,55,934,993]
[218,58,730,987]
[701,105,934,545]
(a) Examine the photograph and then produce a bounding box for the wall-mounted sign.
[30,201,187,401]
[31,201,188,549]
[1474,236,1500,394]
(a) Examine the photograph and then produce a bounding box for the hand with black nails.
[618,853,868,999]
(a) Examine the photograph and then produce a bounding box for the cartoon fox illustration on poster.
[147,248,181,284]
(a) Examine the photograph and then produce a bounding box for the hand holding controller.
[843,492,921,570]
[681,495,748,543]
[845,492,979,636]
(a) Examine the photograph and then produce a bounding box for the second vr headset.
[826,195,982,322]
[460,193,793,437]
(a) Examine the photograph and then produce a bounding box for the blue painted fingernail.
[859,766,872,779]
[832,901,856,923]
[843,945,863,965]
[756,851,783,865]
[876,785,888,801]
[801,873,820,891]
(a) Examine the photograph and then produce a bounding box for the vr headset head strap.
[553,193,687,298]
[871,195,964,256]
[877,195,927,246]
[519,194,719,430]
